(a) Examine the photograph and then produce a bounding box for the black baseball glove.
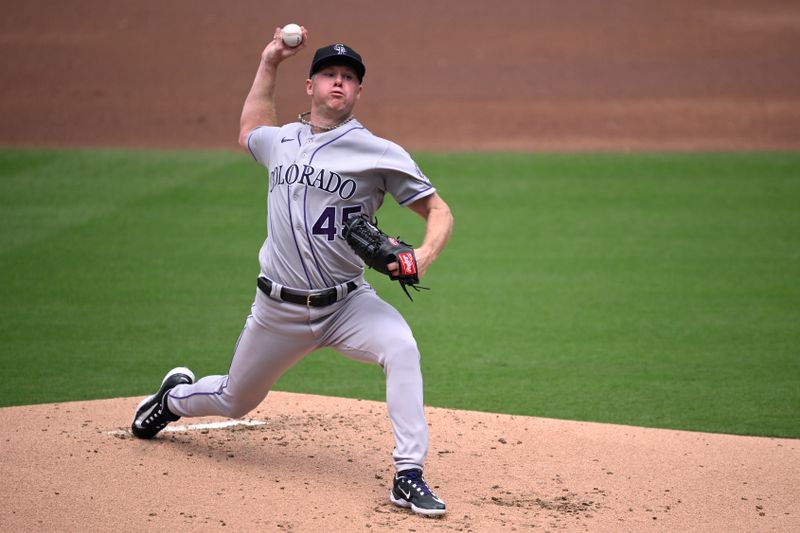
[343,214,428,300]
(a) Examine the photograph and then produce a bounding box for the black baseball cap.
[309,43,366,83]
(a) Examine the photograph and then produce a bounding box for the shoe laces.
[398,469,434,497]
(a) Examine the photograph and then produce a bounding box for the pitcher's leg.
[168,314,314,419]
[382,335,429,472]
[323,288,429,471]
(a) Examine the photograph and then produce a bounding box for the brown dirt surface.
[1,392,798,532]
[1,0,799,151]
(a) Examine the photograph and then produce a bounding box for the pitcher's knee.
[221,396,261,419]
[382,338,422,371]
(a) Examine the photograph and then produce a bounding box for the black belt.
[257,277,358,307]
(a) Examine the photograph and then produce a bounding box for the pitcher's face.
[307,64,362,117]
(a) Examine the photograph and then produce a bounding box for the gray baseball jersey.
[246,119,435,290]
[166,119,436,472]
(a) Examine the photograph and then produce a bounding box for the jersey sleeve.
[377,141,436,207]
[245,125,280,167]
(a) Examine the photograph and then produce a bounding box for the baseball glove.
[344,214,428,300]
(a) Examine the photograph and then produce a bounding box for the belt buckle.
[307,291,325,307]
[306,288,338,307]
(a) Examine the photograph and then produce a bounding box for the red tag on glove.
[397,251,417,276]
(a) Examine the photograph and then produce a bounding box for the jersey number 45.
[312,205,362,240]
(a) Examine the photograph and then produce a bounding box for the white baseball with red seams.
[281,23,302,47]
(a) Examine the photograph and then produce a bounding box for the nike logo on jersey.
[281,137,294,143]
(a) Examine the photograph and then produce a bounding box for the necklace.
[298,111,355,132]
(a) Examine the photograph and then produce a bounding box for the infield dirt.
[1,1,799,531]
[1,393,798,532]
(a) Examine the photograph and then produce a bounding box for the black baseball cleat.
[131,367,194,439]
[390,468,446,517]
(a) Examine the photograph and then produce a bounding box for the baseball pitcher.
[131,25,454,517]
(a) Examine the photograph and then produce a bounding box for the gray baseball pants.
[167,283,428,472]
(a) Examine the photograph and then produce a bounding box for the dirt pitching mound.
[1,392,797,532]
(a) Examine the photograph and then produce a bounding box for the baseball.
[281,23,302,47]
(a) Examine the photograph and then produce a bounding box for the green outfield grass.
[1,148,798,438]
